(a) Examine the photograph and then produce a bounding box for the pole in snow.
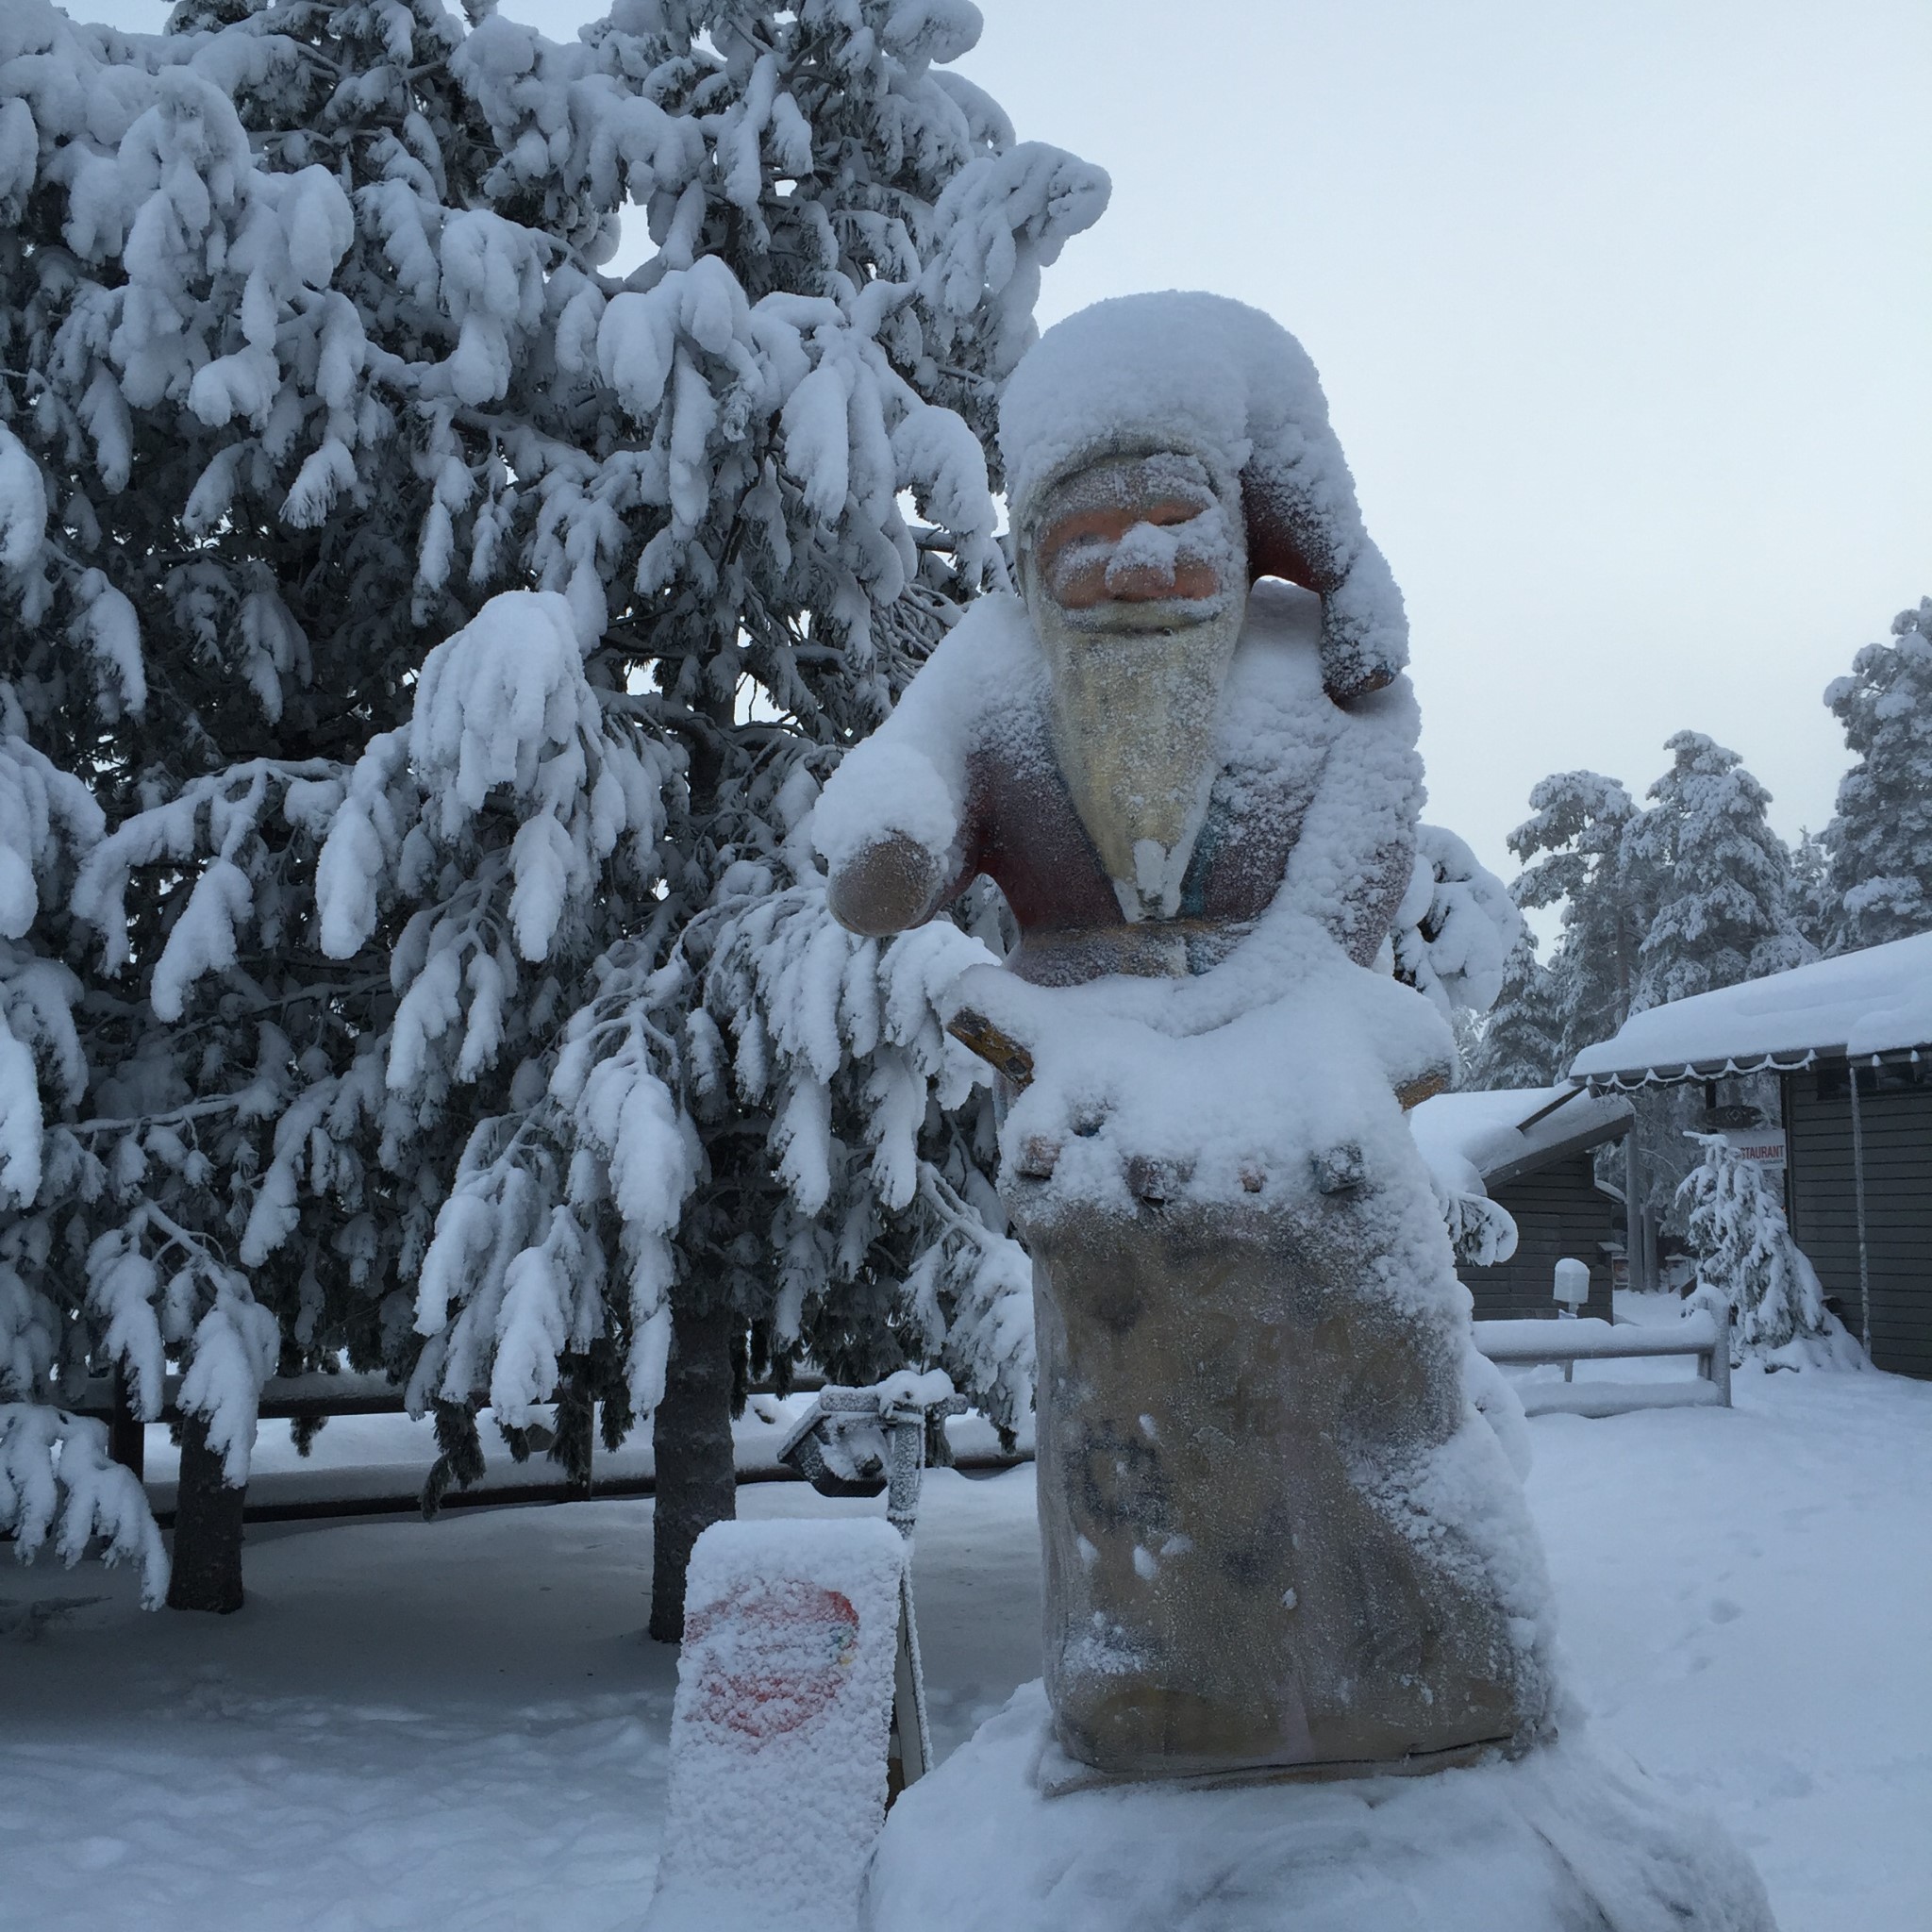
[1623,1123,1648,1294]
[1847,1062,1874,1357]
[1553,1257,1591,1381]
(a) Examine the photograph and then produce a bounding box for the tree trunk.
[166,1411,246,1614]
[648,1300,737,1642]
[108,1368,144,1480]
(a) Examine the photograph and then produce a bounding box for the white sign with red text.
[1723,1128,1787,1175]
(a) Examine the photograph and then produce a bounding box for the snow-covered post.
[1623,1120,1651,1293]
[775,1370,968,1788]
[819,295,1557,1783]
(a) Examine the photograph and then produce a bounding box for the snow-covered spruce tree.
[1790,827,1837,956]
[294,1,1106,1638]
[1618,733,1811,1242]
[0,0,417,1608]
[1824,596,1932,952]
[1506,770,1647,1068]
[1676,1133,1829,1358]
[1,0,1101,1618]
[1625,730,1812,1014]
[2,0,658,1608]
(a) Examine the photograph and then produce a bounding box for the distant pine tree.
[1500,736,1819,1272]
[1506,770,1644,1067]
[1626,731,1812,1013]
[1824,597,1932,951]
[1465,927,1563,1090]
[1790,828,1837,954]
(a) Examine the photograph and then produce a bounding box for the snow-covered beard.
[1021,457,1248,922]
[1033,593,1246,921]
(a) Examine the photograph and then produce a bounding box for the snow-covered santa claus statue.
[816,291,1418,984]
[815,291,1561,1781]
[824,292,1774,1932]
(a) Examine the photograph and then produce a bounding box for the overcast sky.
[85,0,1932,885]
[950,0,1932,883]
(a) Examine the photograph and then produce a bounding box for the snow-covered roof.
[1569,932,1932,1090]
[1408,1084,1632,1197]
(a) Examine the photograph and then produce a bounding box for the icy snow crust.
[649,1517,907,1932]
[7,1363,1925,1931]
[1569,927,1932,1080]
[864,1681,1777,1932]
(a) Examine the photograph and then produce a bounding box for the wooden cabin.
[1409,1086,1633,1323]
[1571,932,1932,1379]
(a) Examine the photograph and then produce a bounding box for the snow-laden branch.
[0,1405,168,1609]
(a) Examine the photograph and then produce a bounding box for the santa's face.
[1020,453,1250,924]
[1031,453,1241,623]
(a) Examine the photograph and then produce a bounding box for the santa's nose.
[1104,556,1176,600]
[1102,554,1222,603]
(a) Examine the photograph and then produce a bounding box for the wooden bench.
[1473,1308,1732,1418]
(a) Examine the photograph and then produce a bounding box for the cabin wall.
[1463,1149,1620,1324]
[1784,1065,1932,1380]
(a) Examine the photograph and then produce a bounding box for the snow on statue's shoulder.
[810,591,1041,876]
[648,1518,908,1932]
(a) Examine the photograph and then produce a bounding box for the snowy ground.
[6,1341,1928,1931]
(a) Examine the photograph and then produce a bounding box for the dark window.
[1814,1059,1929,1100]
[1872,1059,1930,1093]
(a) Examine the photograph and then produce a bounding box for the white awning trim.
[1569,932,1932,1088]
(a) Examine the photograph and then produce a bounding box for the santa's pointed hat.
[998,291,1407,703]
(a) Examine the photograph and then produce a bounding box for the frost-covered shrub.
[1676,1134,1831,1359]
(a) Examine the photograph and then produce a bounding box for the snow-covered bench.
[1473,1309,1732,1419]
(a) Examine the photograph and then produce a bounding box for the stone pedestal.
[974,941,1559,1784]
[1017,1184,1548,1779]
